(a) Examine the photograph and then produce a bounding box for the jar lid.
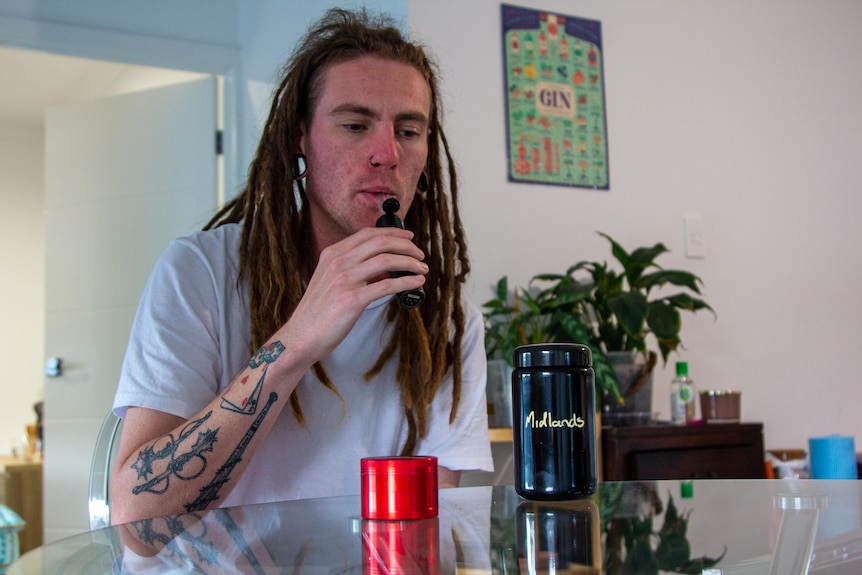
[513,343,592,368]
[361,456,438,520]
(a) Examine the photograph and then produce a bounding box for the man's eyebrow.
[330,103,428,125]
[330,103,376,118]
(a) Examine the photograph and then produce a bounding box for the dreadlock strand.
[439,131,469,423]
[289,388,305,428]
[399,411,418,457]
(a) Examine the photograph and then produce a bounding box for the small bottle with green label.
[670,361,696,424]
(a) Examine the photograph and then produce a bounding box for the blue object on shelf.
[809,435,857,480]
[0,505,25,574]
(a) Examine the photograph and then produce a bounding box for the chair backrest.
[88,411,123,531]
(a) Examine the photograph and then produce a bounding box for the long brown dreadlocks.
[203,8,470,456]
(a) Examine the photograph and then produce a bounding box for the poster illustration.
[502,4,609,189]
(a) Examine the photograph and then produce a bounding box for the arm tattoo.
[130,343,283,506]
[185,392,279,512]
[132,413,218,495]
[221,341,285,415]
[249,341,285,368]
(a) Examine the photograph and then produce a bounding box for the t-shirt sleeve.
[113,238,227,420]
[416,297,494,474]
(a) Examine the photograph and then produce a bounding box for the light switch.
[684,216,706,258]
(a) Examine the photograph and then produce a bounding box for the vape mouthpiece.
[382,197,399,214]
[375,198,403,230]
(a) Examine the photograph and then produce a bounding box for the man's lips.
[360,189,397,212]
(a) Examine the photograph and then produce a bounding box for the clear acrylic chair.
[88,411,123,530]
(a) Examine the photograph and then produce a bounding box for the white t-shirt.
[114,223,493,507]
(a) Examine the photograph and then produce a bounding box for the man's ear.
[298,121,307,155]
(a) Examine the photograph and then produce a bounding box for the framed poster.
[502,4,609,189]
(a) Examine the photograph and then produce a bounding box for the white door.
[44,77,220,541]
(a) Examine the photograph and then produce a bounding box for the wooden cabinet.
[0,456,43,554]
[601,423,765,481]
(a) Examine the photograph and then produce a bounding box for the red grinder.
[361,456,439,520]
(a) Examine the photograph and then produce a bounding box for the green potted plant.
[483,232,714,417]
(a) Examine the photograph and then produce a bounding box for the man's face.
[300,55,432,250]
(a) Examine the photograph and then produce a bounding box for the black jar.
[512,343,597,500]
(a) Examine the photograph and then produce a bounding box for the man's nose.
[368,127,399,168]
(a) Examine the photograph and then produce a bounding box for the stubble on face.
[299,56,432,255]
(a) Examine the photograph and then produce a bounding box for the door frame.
[0,13,241,196]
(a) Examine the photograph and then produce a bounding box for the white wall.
[408,0,862,451]
[0,123,44,457]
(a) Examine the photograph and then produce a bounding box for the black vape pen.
[375,198,425,308]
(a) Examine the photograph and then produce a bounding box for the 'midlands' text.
[525,410,585,429]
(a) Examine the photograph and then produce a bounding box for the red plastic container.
[361,456,438,520]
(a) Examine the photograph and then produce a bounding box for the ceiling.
[0,45,205,128]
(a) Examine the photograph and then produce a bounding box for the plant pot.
[486,359,514,428]
[602,351,654,423]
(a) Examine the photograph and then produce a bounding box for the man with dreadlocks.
[109,8,493,524]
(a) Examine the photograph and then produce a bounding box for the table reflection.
[515,499,600,574]
[8,480,862,574]
[363,517,440,575]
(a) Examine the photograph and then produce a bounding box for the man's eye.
[398,129,421,139]
[344,123,366,132]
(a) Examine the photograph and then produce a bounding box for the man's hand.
[281,226,427,370]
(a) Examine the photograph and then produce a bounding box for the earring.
[417,171,429,192]
[294,154,308,181]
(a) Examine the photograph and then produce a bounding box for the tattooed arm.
[110,339,309,525]
[110,226,429,524]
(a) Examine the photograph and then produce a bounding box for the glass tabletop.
[9,480,862,574]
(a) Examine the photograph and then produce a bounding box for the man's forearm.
[110,339,306,524]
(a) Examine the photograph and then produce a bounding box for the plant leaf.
[531,273,569,282]
[564,260,595,277]
[637,269,702,293]
[599,232,669,286]
[607,292,648,337]
[597,232,632,271]
[646,301,681,340]
[554,280,594,304]
[665,293,716,315]
[626,243,669,285]
[481,299,510,312]
[629,243,670,266]
[495,276,509,301]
